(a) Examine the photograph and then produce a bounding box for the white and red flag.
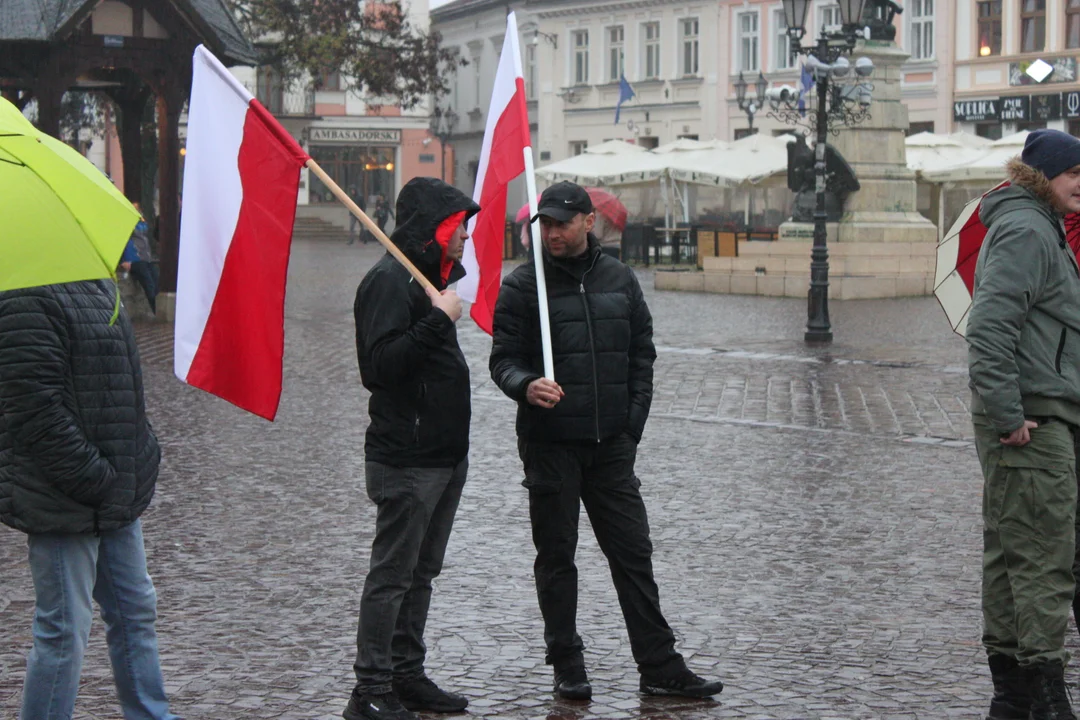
[458,12,534,336]
[174,45,310,421]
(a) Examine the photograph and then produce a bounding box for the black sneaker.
[640,667,723,698]
[343,690,419,720]
[393,675,469,712]
[554,665,592,701]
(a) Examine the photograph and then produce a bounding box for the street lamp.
[734,71,769,135]
[767,0,875,344]
[429,104,458,182]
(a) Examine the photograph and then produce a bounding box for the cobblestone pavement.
[0,239,1067,719]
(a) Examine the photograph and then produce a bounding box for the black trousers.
[518,433,683,674]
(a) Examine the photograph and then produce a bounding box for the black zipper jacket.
[354,177,480,467]
[0,281,160,534]
[490,234,656,443]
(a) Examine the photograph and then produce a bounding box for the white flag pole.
[507,12,555,380]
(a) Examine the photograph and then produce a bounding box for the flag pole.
[305,159,438,295]
[522,152,554,380]
[505,10,554,380]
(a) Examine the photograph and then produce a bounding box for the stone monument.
[681,1,940,300]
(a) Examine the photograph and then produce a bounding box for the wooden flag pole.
[304,159,437,294]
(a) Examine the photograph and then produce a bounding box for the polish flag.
[458,12,534,334]
[174,45,310,421]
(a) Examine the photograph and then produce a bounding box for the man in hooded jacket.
[968,129,1080,720]
[344,177,480,720]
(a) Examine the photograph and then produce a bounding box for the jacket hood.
[981,158,1062,230]
[390,177,481,286]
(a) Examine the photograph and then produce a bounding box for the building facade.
[951,0,1080,138]
[430,0,539,204]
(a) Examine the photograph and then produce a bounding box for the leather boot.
[1029,661,1077,720]
[987,654,1031,720]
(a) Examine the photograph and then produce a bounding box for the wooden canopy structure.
[0,0,257,294]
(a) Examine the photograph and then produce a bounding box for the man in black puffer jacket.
[490,181,724,701]
[344,177,479,720]
[0,280,177,720]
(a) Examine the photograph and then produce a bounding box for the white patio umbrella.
[921,132,1030,183]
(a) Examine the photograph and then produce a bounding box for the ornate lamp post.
[768,0,877,344]
[429,104,458,182]
[734,71,769,135]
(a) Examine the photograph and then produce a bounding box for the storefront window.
[307,145,395,206]
[976,122,1003,140]
[1017,120,1047,132]
[1070,119,1080,137]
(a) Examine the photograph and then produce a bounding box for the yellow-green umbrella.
[0,97,139,296]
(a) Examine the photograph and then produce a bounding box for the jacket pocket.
[1056,327,1067,374]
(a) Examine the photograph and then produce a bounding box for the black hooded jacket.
[354,177,480,467]
[0,281,161,534]
[489,234,655,443]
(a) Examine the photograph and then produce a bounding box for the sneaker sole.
[399,699,469,713]
[640,683,723,698]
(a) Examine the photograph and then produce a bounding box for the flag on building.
[174,45,310,421]
[615,74,636,124]
[458,12,533,334]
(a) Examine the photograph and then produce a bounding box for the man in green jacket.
[968,129,1080,720]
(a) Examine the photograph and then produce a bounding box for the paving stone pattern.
[0,239,1068,719]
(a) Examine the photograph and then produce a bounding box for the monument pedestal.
[685,40,939,299]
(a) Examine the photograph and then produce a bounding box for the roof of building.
[431,0,527,22]
[0,0,257,64]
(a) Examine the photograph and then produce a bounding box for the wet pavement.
[0,238,1058,719]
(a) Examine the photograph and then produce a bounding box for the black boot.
[986,654,1030,720]
[553,664,592,701]
[1029,661,1077,720]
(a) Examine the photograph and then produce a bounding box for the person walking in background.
[120,201,159,313]
[374,195,394,238]
[0,279,176,720]
[349,188,367,245]
[489,181,724,702]
[344,177,480,720]
[967,129,1080,720]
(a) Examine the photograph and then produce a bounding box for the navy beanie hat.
[1021,129,1080,179]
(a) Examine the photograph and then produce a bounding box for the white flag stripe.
[459,13,526,302]
[174,45,249,381]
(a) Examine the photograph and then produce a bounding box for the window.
[909,0,934,59]
[525,43,537,99]
[680,18,699,77]
[818,4,841,30]
[774,9,792,70]
[572,30,589,85]
[473,55,482,106]
[1070,119,1080,136]
[1021,0,1046,53]
[570,141,588,156]
[977,0,1002,56]
[907,121,935,135]
[317,69,342,91]
[976,122,1003,140]
[256,66,284,114]
[737,12,759,72]
[643,22,661,79]
[734,127,759,139]
[608,26,625,82]
[1069,0,1080,48]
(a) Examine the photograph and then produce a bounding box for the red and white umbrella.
[935,181,1080,336]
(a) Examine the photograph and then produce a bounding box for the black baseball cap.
[531,181,594,223]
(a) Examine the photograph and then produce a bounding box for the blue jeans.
[21,519,179,720]
[354,460,467,694]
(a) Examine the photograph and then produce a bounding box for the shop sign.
[309,128,401,144]
[999,95,1030,122]
[1031,93,1062,121]
[1009,57,1077,86]
[1064,91,1080,118]
[953,98,999,122]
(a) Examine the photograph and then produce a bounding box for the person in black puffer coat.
[344,177,478,720]
[0,280,177,720]
[490,181,724,702]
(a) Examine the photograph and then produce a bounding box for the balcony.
[248,81,316,117]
